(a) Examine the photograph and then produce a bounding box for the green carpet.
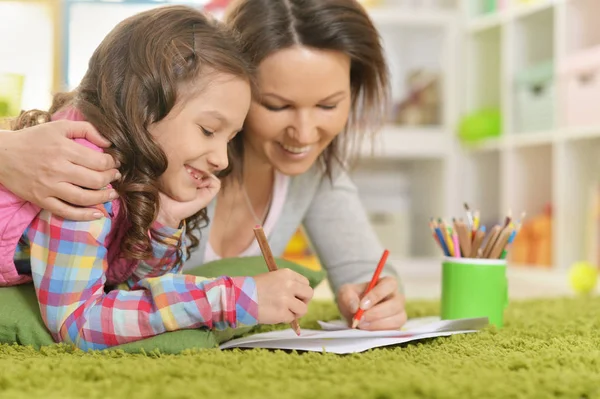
[1,297,600,399]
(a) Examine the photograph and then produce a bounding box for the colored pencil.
[429,219,445,254]
[452,230,461,258]
[499,229,517,260]
[500,212,526,259]
[482,225,503,259]
[434,226,451,256]
[488,226,513,259]
[253,225,302,336]
[464,203,474,234]
[454,219,472,258]
[472,210,480,240]
[351,250,390,329]
[429,207,525,259]
[469,226,486,258]
[439,219,454,256]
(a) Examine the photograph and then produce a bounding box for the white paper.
[219,316,488,354]
[317,316,441,332]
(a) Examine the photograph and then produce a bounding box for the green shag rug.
[1,297,600,399]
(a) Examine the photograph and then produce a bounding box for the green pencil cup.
[441,257,508,328]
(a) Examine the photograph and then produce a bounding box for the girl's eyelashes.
[318,104,337,110]
[200,126,215,137]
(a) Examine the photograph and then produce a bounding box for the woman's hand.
[156,174,221,228]
[336,276,407,331]
[0,121,120,220]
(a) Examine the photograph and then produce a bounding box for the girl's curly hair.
[12,5,254,265]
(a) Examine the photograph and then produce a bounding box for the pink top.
[204,171,290,261]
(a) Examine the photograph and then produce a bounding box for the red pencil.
[351,249,390,329]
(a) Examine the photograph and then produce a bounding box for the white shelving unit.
[353,5,462,260]
[460,0,600,270]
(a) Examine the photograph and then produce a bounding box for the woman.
[0,0,406,331]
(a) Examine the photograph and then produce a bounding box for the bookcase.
[460,0,600,270]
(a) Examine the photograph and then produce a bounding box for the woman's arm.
[0,121,120,221]
[302,169,406,330]
[26,203,258,351]
[302,170,401,293]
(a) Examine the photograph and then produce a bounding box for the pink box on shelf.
[559,45,600,128]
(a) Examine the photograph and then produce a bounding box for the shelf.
[508,131,556,148]
[511,0,556,21]
[467,11,505,33]
[562,126,600,142]
[360,126,452,160]
[367,7,456,27]
[461,127,600,151]
[565,0,600,55]
[467,0,557,33]
[462,136,505,152]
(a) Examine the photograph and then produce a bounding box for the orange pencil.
[351,249,390,329]
[253,225,302,336]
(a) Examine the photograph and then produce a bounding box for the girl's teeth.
[185,166,203,181]
[282,144,312,154]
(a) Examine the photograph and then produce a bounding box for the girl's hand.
[336,276,407,331]
[0,121,120,221]
[156,174,221,228]
[254,268,314,324]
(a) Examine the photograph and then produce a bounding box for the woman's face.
[243,46,351,176]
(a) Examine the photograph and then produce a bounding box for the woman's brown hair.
[225,0,390,176]
[12,5,254,264]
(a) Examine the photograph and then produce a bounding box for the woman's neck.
[242,143,274,185]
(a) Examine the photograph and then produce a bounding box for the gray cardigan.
[183,163,401,295]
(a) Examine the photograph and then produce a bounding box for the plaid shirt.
[16,201,258,351]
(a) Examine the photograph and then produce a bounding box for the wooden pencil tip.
[464,202,470,211]
[351,319,359,329]
[254,224,262,229]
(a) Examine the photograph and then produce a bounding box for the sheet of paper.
[317,316,441,332]
[317,316,488,334]
[219,316,488,354]
[220,330,478,354]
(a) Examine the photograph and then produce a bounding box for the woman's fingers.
[40,197,106,221]
[359,276,398,310]
[65,139,120,174]
[53,181,118,208]
[359,310,408,331]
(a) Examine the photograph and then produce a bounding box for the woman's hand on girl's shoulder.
[0,121,120,221]
[156,174,220,229]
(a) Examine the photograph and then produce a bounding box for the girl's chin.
[161,186,197,203]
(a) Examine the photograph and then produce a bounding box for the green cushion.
[0,256,325,354]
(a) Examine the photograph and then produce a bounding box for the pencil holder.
[441,257,508,328]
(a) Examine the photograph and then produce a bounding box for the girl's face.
[243,46,352,176]
[149,72,251,202]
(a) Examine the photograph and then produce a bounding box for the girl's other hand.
[156,174,221,228]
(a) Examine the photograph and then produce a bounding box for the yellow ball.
[569,262,598,295]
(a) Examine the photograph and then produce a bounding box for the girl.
[1,0,405,331]
[0,5,312,350]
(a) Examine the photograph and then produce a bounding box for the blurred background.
[2,0,599,297]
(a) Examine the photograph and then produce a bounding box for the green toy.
[458,109,502,144]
